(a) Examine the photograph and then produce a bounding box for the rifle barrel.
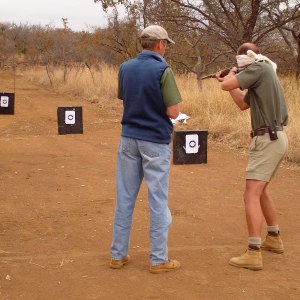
[200,67,233,80]
[200,73,216,80]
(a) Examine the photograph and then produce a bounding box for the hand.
[217,67,238,82]
[215,71,223,82]
[228,66,238,75]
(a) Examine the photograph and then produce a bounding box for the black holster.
[268,126,278,140]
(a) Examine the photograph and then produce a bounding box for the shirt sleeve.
[236,62,263,91]
[160,67,182,107]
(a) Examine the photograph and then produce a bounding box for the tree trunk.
[296,34,300,80]
[45,64,53,87]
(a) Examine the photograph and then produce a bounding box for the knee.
[151,209,172,229]
[243,189,261,205]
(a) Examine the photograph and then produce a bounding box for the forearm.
[216,69,249,111]
[229,88,249,111]
[166,104,180,119]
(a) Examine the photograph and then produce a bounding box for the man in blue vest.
[110,25,182,274]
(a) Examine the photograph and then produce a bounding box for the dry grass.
[279,76,300,166]
[22,65,119,110]
[21,65,300,166]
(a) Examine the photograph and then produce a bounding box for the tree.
[168,1,299,49]
[93,1,300,80]
[0,23,15,69]
[266,0,300,78]
[168,0,300,78]
[93,0,234,86]
[102,8,140,62]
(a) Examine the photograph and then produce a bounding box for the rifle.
[201,67,243,80]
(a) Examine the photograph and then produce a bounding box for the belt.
[250,126,283,138]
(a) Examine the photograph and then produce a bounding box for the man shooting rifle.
[215,43,288,271]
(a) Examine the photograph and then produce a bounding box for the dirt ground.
[0,72,300,300]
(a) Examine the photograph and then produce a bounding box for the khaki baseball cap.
[140,25,175,44]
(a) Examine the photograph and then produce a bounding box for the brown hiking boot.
[110,255,130,269]
[261,233,284,254]
[149,259,181,274]
[229,248,263,271]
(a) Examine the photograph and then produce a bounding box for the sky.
[0,0,108,31]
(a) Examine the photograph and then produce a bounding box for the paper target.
[65,110,76,124]
[185,134,199,154]
[0,96,9,107]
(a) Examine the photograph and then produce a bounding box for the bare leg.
[244,179,268,237]
[260,186,284,253]
[260,185,278,226]
[228,179,267,270]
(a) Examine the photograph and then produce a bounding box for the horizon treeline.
[1,1,300,79]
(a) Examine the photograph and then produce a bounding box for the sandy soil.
[0,73,300,300]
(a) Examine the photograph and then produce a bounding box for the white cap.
[140,25,175,44]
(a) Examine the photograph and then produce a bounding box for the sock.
[248,237,261,250]
[267,225,280,235]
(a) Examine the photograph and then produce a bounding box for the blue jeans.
[111,137,172,266]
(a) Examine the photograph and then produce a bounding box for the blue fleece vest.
[119,50,173,144]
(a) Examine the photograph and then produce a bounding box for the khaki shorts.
[246,131,288,182]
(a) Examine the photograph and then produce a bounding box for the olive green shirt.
[160,67,182,107]
[118,67,182,107]
[236,61,288,131]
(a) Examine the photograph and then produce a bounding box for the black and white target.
[173,130,208,165]
[57,106,83,135]
[0,93,15,114]
[185,134,199,154]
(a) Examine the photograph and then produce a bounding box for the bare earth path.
[0,73,300,300]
